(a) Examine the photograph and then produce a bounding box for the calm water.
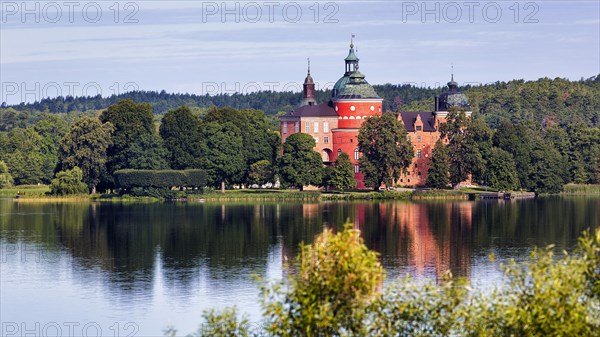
[1,197,599,336]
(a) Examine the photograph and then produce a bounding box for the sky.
[1,0,599,104]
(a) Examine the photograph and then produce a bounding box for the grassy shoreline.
[3,184,599,203]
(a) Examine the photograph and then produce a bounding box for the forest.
[0,75,598,194]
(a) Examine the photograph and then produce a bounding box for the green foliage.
[198,121,246,190]
[248,159,273,186]
[203,107,279,184]
[174,226,600,337]
[440,108,484,188]
[466,242,600,336]
[426,140,450,189]
[100,99,168,174]
[49,167,88,195]
[113,169,206,189]
[0,160,14,189]
[59,117,114,193]
[183,307,251,337]
[328,153,356,192]
[494,121,565,194]
[369,273,469,337]
[278,133,323,190]
[260,224,385,337]
[358,112,413,190]
[484,147,519,191]
[0,128,49,184]
[159,106,202,169]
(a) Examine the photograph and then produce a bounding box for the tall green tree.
[440,108,484,189]
[198,122,245,192]
[59,117,114,194]
[328,152,356,192]
[484,147,519,191]
[495,121,564,194]
[426,139,450,189]
[358,112,413,190]
[159,106,202,169]
[203,107,280,184]
[100,99,168,175]
[0,128,47,185]
[34,113,69,181]
[277,133,323,190]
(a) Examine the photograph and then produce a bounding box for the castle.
[279,39,471,188]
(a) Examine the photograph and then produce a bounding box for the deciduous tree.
[328,152,356,192]
[358,112,413,190]
[159,106,202,169]
[59,117,114,194]
[426,140,450,189]
[277,133,323,190]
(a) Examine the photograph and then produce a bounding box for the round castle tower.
[331,39,383,188]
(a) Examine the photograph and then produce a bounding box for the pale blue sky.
[1,0,599,104]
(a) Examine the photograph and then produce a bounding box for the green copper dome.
[336,70,380,99]
[438,75,470,110]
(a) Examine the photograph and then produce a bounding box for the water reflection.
[1,197,598,335]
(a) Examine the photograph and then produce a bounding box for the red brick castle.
[280,39,471,188]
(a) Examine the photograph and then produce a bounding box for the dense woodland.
[0,75,598,194]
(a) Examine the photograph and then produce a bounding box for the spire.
[448,63,458,90]
[344,34,359,74]
[301,58,316,106]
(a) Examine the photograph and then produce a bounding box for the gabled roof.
[399,111,437,132]
[281,102,338,118]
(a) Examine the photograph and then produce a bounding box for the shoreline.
[3,184,598,203]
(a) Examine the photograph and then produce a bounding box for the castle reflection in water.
[292,201,474,280]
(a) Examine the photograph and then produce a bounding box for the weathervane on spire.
[451,63,454,82]
[351,34,355,48]
[307,58,311,75]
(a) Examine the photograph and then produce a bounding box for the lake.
[1,197,599,336]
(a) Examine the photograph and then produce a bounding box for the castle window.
[305,122,310,133]
[417,135,421,142]
[295,122,299,132]
[337,149,342,156]
[418,171,421,176]
[324,122,329,133]
[314,137,319,144]
[416,126,422,131]
[283,123,288,134]
[324,136,329,144]
[354,149,359,160]
[354,165,360,173]
[314,122,319,133]
[417,149,422,158]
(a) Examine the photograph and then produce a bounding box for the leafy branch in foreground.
[172,226,600,337]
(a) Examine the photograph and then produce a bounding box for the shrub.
[48,167,88,195]
[114,169,206,190]
[171,227,600,337]
[0,160,14,189]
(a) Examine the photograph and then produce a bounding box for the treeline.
[3,76,599,126]
[0,100,279,195]
[426,109,600,193]
[2,85,437,116]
